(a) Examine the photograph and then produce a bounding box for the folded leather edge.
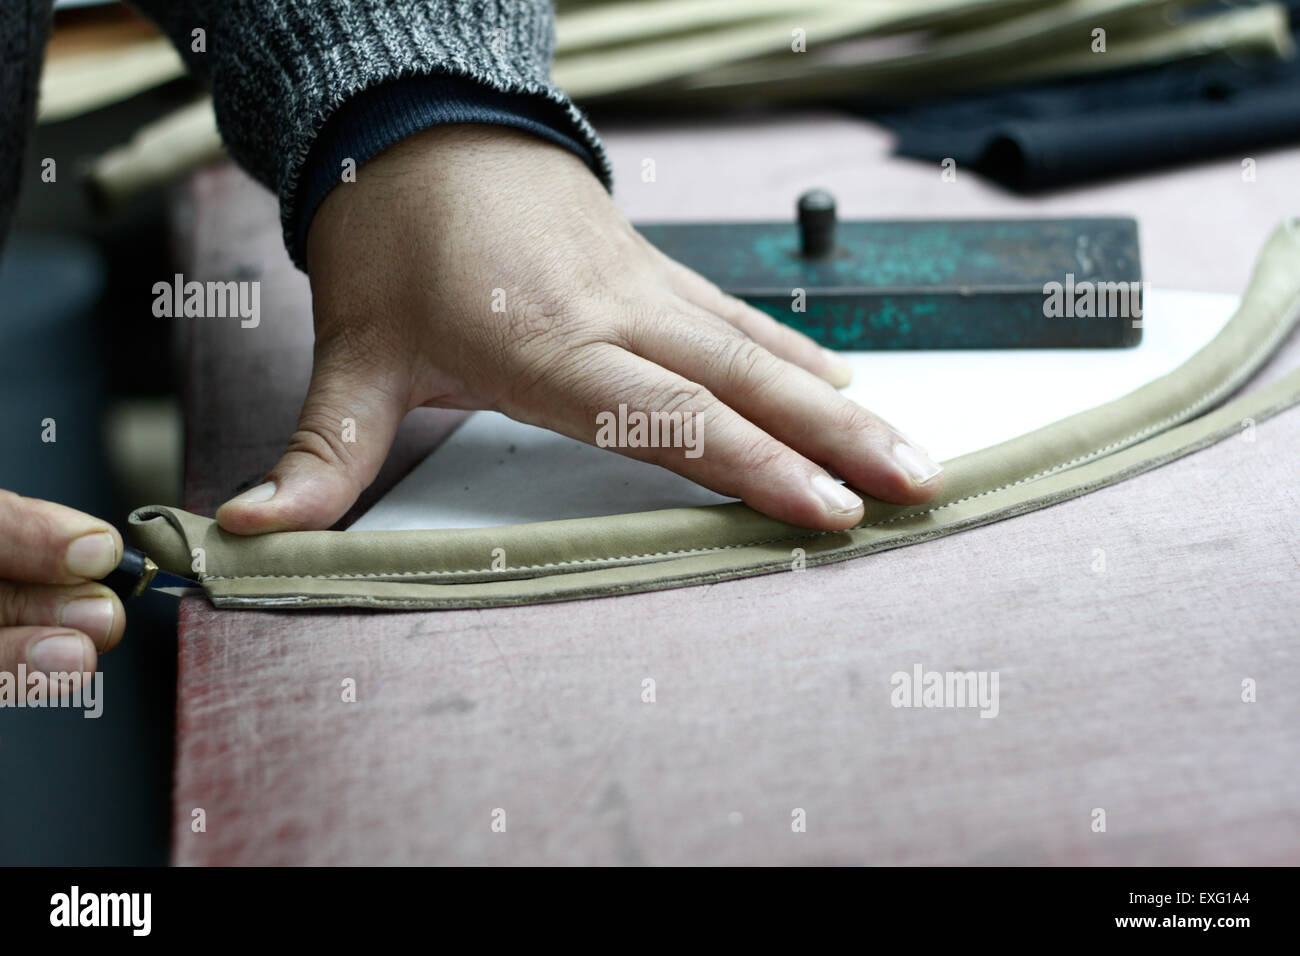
[129,219,1300,609]
[144,367,1300,608]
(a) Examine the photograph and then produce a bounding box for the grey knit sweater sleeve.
[131,0,611,267]
[0,0,54,257]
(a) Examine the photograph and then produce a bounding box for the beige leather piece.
[130,220,1300,610]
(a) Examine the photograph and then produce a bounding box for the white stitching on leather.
[203,287,1300,584]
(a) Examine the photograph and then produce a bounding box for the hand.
[217,125,944,534]
[0,491,125,685]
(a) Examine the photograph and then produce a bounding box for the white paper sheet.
[351,289,1239,531]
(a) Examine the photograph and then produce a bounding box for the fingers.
[0,581,125,653]
[626,307,945,506]
[647,239,854,388]
[506,343,867,530]
[0,626,98,685]
[0,495,124,684]
[0,490,123,585]
[216,340,410,534]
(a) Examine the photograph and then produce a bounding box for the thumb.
[216,355,407,534]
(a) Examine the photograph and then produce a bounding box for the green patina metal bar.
[638,216,1143,349]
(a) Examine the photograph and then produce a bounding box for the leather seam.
[201,287,1300,583]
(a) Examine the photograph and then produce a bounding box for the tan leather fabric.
[130,220,1300,609]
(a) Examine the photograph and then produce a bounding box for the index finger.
[0,491,123,585]
[504,343,866,531]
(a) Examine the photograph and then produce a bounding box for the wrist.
[292,73,602,269]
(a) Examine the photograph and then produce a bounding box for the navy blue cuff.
[292,73,599,266]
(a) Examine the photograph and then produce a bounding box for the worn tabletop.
[170,111,1300,865]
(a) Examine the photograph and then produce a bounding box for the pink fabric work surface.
[170,111,1300,865]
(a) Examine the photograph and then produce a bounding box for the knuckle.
[0,493,68,573]
[563,342,633,405]
[0,489,38,535]
[0,581,30,625]
[286,407,362,475]
[502,289,579,354]
[0,488,22,520]
[0,494,28,553]
[499,315,626,414]
[651,382,712,419]
[618,298,677,351]
[732,434,790,476]
[827,397,879,436]
[714,336,772,389]
[491,291,613,410]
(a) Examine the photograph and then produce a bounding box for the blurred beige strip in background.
[39,36,183,122]
[88,97,222,210]
[673,1,1292,102]
[556,0,845,52]
[38,5,184,123]
[553,0,1033,96]
[47,0,1295,205]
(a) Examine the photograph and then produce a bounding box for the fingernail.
[228,481,276,505]
[821,348,853,388]
[64,532,117,579]
[60,597,115,640]
[29,634,87,674]
[811,474,863,516]
[893,442,943,484]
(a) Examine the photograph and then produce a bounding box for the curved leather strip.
[130,220,1300,609]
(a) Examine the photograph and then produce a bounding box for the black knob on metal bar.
[798,189,836,258]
